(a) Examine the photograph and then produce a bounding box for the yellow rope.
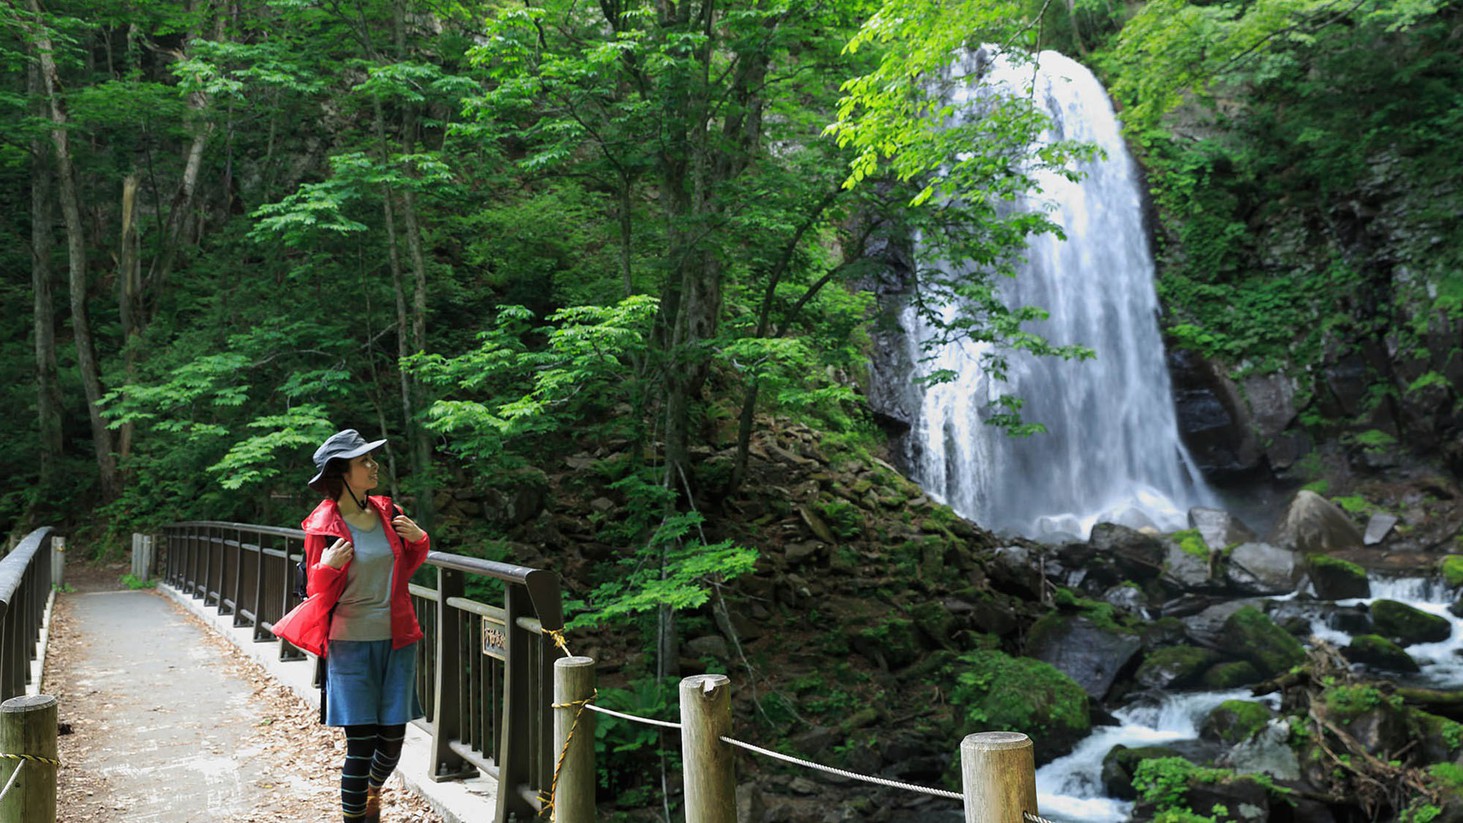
[544,628,573,657]
[0,753,59,767]
[538,689,598,821]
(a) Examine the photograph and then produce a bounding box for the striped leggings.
[341,723,406,821]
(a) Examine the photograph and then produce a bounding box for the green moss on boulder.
[1306,554,1370,600]
[1216,606,1306,678]
[1135,646,1221,689]
[1343,634,1420,672]
[1101,744,1182,800]
[1372,599,1452,646]
[1442,555,1463,589]
[1200,660,1263,689]
[1200,700,1274,744]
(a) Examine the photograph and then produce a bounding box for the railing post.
[680,674,735,823]
[431,566,469,781]
[0,694,57,823]
[552,656,595,823]
[48,539,63,591]
[960,732,1038,823]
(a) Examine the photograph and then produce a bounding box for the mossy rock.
[1412,709,1463,762]
[1135,645,1221,689]
[1371,599,1452,646]
[1101,744,1181,800]
[1343,634,1421,672]
[1200,660,1263,689]
[1215,606,1306,678]
[1200,700,1275,745]
[1442,554,1463,589]
[948,649,1090,764]
[1306,553,1370,600]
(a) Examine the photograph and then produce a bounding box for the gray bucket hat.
[307,429,387,495]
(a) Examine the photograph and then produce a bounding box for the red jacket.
[272,496,430,657]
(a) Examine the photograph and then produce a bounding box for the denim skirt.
[325,639,425,727]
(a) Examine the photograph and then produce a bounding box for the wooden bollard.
[552,657,596,823]
[961,731,1038,823]
[679,674,734,823]
[0,694,58,823]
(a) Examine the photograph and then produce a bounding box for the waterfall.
[900,49,1215,540]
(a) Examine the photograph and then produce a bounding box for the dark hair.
[316,457,349,499]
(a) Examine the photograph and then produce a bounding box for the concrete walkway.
[53,585,496,822]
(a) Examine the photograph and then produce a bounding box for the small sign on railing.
[482,618,507,659]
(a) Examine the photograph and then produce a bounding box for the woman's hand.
[392,514,426,543]
[321,537,354,569]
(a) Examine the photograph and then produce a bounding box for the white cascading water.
[903,49,1214,539]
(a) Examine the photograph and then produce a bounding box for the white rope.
[583,702,683,731]
[0,760,24,803]
[580,700,1049,810]
[1023,812,1057,823]
[717,735,963,801]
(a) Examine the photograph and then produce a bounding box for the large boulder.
[1090,522,1167,583]
[1026,615,1143,701]
[1371,599,1452,646]
[1215,606,1307,678]
[1343,634,1420,672]
[1162,534,1219,592]
[1307,554,1371,600]
[948,650,1090,764]
[1200,700,1275,745]
[1269,490,1365,553]
[1134,645,1221,690]
[1223,542,1302,595]
[1218,719,1301,782]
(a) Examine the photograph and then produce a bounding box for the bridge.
[0,525,1045,823]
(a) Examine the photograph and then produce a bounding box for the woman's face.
[343,453,380,492]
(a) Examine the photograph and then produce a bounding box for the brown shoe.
[364,786,382,823]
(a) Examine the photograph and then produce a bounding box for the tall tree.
[25,0,119,502]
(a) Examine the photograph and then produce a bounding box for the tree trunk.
[29,63,64,505]
[398,184,436,529]
[28,0,120,502]
[117,174,141,463]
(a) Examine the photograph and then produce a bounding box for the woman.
[273,429,430,823]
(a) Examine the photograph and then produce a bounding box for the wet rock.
[987,545,1045,599]
[1306,554,1371,600]
[1270,490,1366,553]
[1200,660,1262,689]
[1224,542,1301,595]
[1026,615,1143,701]
[1218,719,1301,782]
[1090,522,1166,582]
[1135,645,1221,690]
[1371,599,1451,645]
[1162,539,1218,592]
[1342,634,1420,672]
[1363,512,1399,545]
[1200,700,1274,745]
[1215,606,1307,678]
[1100,583,1149,616]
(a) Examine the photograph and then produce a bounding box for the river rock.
[1189,507,1258,549]
[987,545,1045,599]
[1162,540,1217,592]
[1306,554,1371,600]
[1089,522,1166,582]
[1342,634,1420,672]
[1215,606,1307,678]
[1219,719,1301,782]
[1027,615,1143,701]
[1223,542,1301,595]
[1135,645,1221,690]
[1270,490,1366,553]
[1174,774,1272,823]
[1371,598,1452,645]
[1363,512,1400,545]
[1200,700,1275,745]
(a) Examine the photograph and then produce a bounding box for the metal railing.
[160,522,564,821]
[0,528,57,701]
